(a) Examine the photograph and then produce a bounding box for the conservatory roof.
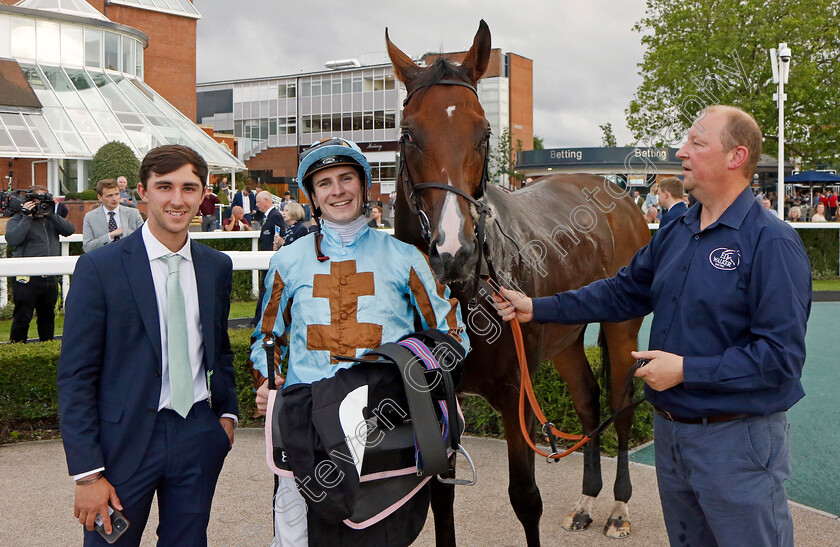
[15,0,110,22]
[0,61,244,172]
[106,0,201,20]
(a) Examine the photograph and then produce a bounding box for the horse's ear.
[385,27,418,86]
[460,20,491,83]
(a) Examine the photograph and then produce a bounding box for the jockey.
[250,137,469,546]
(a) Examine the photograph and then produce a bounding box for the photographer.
[5,185,75,342]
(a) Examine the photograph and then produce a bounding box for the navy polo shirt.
[532,186,811,419]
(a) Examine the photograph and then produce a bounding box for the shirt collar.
[141,222,192,262]
[683,185,754,231]
[104,203,120,216]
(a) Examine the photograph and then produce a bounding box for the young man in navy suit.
[58,145,238,546]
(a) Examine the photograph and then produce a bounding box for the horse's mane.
[409,57,473,92]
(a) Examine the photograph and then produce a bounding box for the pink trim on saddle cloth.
[265,389,294,478]
[359,466,417,483]
[342,476,432,529]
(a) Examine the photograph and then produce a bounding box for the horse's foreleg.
[551,342,602,533]
[600,318,644,539]
[498,389,542,547]
[430,471,457,547]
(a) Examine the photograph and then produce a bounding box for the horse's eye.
[402,130,414,144]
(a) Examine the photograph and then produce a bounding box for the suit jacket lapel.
[95,205,108,233]
[119,207,130,230]
[192,241,216,371]
[124,232,163,365]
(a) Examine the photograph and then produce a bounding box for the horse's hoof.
[561,511,593,532]
[603,501,631,539]
[603,516,631,539]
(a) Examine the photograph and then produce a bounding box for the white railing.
[0,231,267,307]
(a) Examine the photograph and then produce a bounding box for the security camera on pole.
[769,42,791,219]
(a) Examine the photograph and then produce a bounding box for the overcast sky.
[195,0,648,148]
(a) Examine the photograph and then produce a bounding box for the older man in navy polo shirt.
[493,105,810,546]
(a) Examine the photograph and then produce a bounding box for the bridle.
[397,79,493,308]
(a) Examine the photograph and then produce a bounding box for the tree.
[533,135,545,150]
[88,141,140,190]
[489,127,523,186]
[600,123,617,148]
[627,0,840,167]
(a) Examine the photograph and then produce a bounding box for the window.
[311,79,321,97]
[104,31,120,71]
[85,28,102,68]
[61,25,84,67]
[384,111,396,129]
[363,112,373,130]
[352,76,362,93]
[11,17,36,60]
[279,116,296,135]
[278,83,296,98]
[122,36,135,76]
[380,163,396,181]
[301,80,311,97]
[332,78,341,95]
[384,74,396,90]
[135,40,143,78]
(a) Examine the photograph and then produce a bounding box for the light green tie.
[163,253,193,418]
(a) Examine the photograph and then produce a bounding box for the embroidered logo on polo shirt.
[709,248,740,270]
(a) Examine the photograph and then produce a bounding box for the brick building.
[197,49,533,203]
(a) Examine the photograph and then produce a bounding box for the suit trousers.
[654,411,793,547]
[10,276,58,342]
[83,403,231,547]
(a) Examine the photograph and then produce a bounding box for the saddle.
[264,330,475,532]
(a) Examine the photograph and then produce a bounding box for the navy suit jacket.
[660,200,688,227]
[231,191,256,215]
[57,230,237,484]
[258,208,286,251]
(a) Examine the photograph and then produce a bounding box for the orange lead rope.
[510,317,591,461]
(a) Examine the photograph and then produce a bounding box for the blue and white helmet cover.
[297,138,372,202]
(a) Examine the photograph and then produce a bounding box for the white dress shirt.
[73,224,234,481]
[141,223,211,411]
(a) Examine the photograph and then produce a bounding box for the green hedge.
[459,345,653,456]
[0,332,652,455]
[0,331,260,432]
[200,239,257,302]
[796,228,840,278]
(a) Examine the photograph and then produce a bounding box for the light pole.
[769,43,791,219]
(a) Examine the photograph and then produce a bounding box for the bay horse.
[386,21,651,545]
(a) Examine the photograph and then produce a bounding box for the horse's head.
[387,20,492,284]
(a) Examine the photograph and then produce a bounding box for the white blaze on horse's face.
[446,105,457,118]
[436,174,466,258]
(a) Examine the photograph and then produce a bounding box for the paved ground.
[586,302,840,517]
[1,431,837,546]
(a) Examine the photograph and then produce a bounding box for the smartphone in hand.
[94,506,130,544]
